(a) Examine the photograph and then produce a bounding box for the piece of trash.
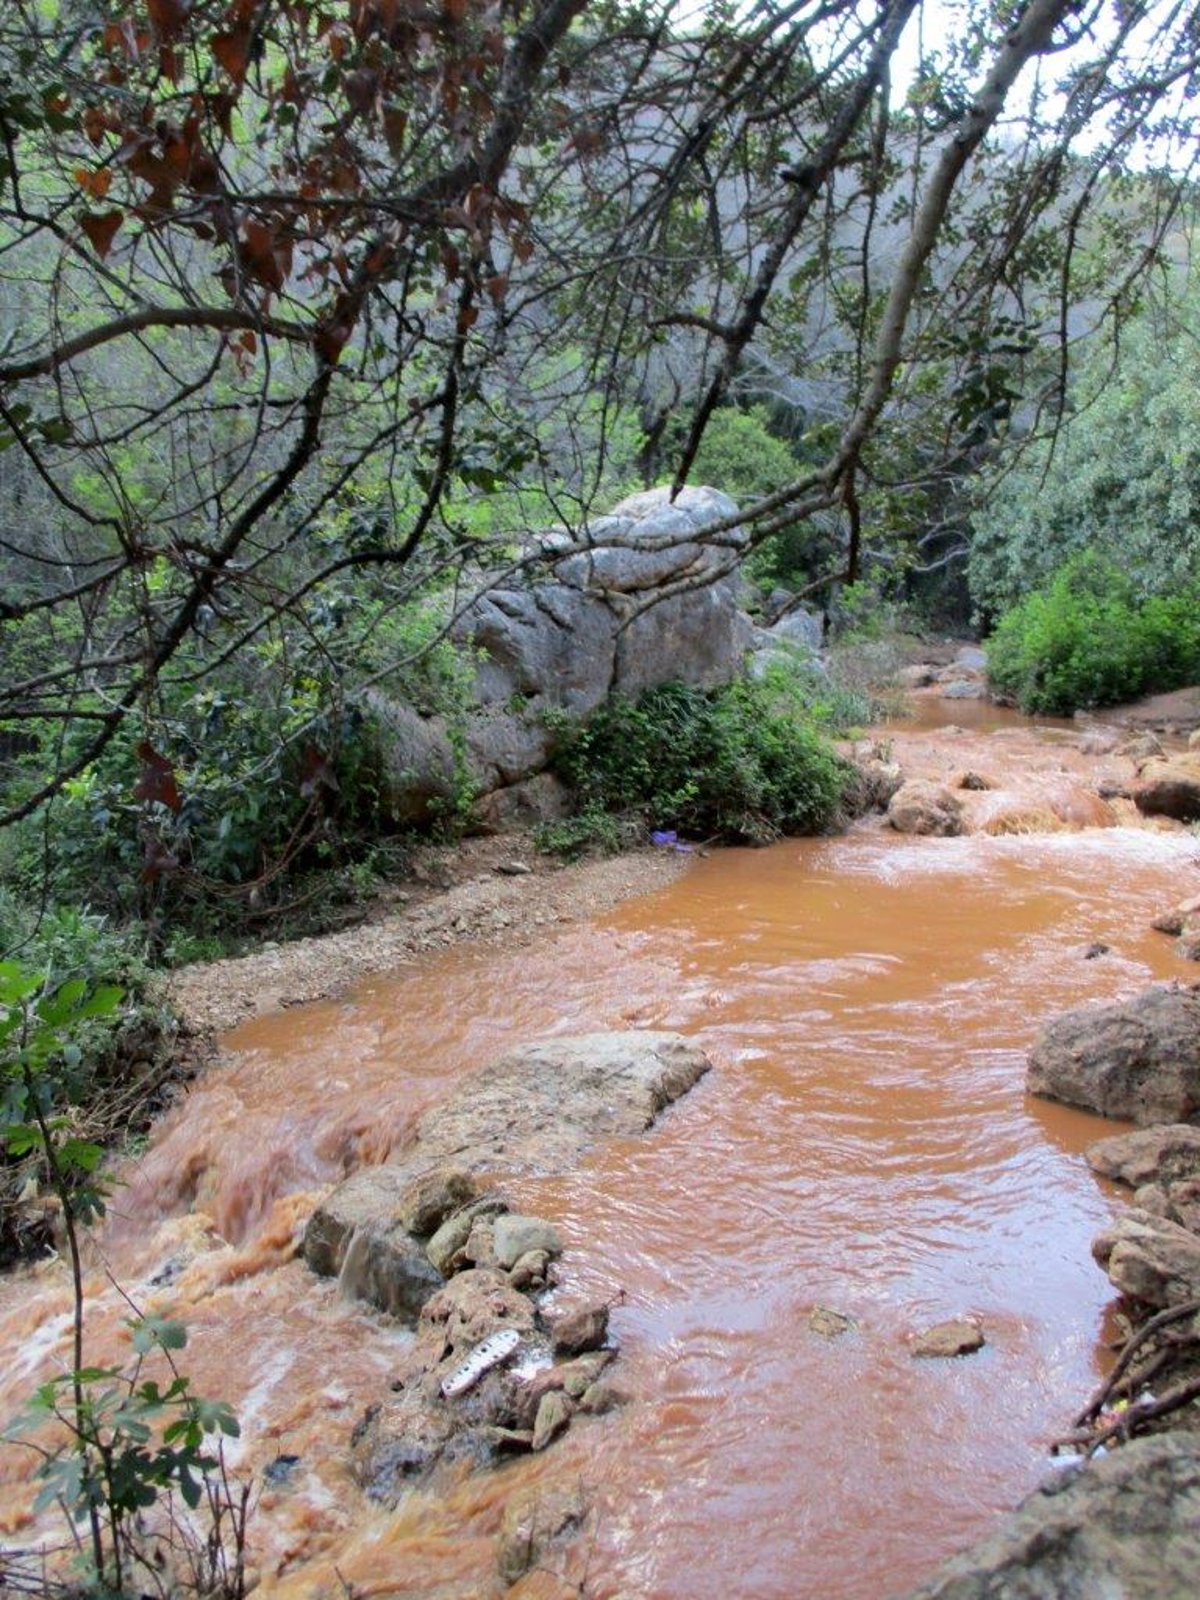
[440,1327,522,1399]
[263,1454,301,1485]
[650,829,695,853]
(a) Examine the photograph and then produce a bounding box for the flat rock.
[1086,1124,1200,1188]
[1091,1206,1200,1308]
[901,1434,1200,1600]
[306,1031,711,1315]
[911,1318,985,1358]
[1026,983,1200,1125]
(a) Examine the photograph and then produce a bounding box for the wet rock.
[549,1303,610,1356]
[410,1031,713,1176]
[1149,892,1200,936]
[303,1167,444,1325]
[1179,932,1200,962]
[1082,942,1110,960]
[397,1167,477,1238]
[532,1389,575,1451]
[954,646,988,671]
[509,1249,552,1290]
[426,1196,509,1276]
[518,1353,614,1420]
[844,757,904,813]
[463,1216,499,1268]
[950,770,993,791]
[1133,752,1200,822]
[911,1317,985,1358]
[1131,1176,1200,1234]
[1092,1207,1200,1308]
[902,1434,1200,1600]
[1026,983,1200,1125]
[972,784,1117,835]
[940,679,984,700]
[498,1484,586,1586]
[577,1378,626,1415]
[1122,732,1166,760]
[420,1267,536,1352]
[1086,1124,1200,1188]
[887,779,964,837]
[493,1214,564,1269]
[808,1305,857,1339]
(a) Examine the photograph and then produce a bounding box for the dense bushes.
[548,673,850,846]
[969,286,1200,617]
[985,554,1200,715]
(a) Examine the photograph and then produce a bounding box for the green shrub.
[550,675,848,845]
[985,553,1200,715]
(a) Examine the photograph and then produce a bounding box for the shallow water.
[2,722,1197,1598]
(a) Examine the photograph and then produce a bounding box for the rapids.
[2,708,1198,1598]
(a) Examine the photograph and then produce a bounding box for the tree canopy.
[2,0,1199,826]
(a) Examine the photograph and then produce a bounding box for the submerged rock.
[1026,983,1200,1125]
[305,1030,712,1315]
[911,1318,985,1358]
[902,1434,1200,1600]
[808,1305,857,1339]
[498,1484,587,1587]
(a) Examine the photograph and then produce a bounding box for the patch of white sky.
[670,1,1198,168]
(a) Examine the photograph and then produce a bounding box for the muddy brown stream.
[3,712,1199,1598]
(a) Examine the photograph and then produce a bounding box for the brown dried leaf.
[146,0,188,42]
[80,209,124,258]
[212,27,251,82]
[133,741,182,812]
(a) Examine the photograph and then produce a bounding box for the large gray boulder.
[371,486,755,826]
[1026,984,1200,1125]
[900,1435,1200,1600]
[457,485,752,718]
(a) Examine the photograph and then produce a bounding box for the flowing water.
[2,713,1198,1598]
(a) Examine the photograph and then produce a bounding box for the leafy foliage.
[969,282,1200,618]
[550,673,849,846]
[0,963,247,1596]
[984,553,1200,715]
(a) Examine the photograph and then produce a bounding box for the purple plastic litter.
[650,830,678,846]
